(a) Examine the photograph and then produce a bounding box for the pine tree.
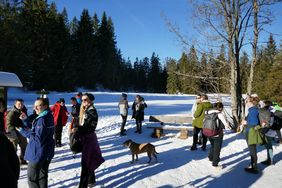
[178,52,189,93]
[148,52,161,92]
[240,52,250,93]
[166,58,179,94]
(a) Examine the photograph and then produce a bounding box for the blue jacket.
[246,106,260,132]
[20,110,55,163]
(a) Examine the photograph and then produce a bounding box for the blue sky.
[51,0,282,62]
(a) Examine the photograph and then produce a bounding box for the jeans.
[27,160,51,188]
[208,135,223,166]
[136,120,142,133]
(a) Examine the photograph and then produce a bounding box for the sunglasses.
[82,98,88,102]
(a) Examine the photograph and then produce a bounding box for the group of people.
[118,93,147,135]
[189,93,282,173]
[1,91,281,187]
[0,92,104,188]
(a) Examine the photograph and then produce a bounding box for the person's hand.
[19,112,27,120]
[241,119,247,126]
[71,128,78,133]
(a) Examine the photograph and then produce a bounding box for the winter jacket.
[0,112,4,132]
[50,102,68,126]
[245,106,260,132]
[132,100,147,121]
[206,109,229,136]
[118,98,129,116]
[192,100,213,128]
[77,105,104,170]
[78,105,98,134]
[6,106,24,132]
[71,103,81,118]
[20,110,55,164]
[246,127,265,145]
[0,133,20,188]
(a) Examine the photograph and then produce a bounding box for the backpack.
[271,111,282,130]
[202,110,221,137]
[69,131,82,154]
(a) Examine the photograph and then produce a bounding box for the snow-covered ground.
[8,89,282,188]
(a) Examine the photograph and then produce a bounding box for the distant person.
[259,101,275,166]
[19,98,55,187]
[0,132,20,188]
[191,94,202,145]
[70,97,81,131]
[51,98,68,147]
[132,95,147,134]
[242,96,261,174]
[207,102,230,167]
[72,93,104,187]
[191,94,213,151]
[118,93,129,136]
[76,92,83,105]
[0,98,6,133]
[6,99,28,165]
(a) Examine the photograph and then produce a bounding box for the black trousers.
[120,115,127,133]
[208,135,223,166]
[192,127,207,148]
[27,160,50,188]
[136,120,142,133]
[79,161,95,188]
[55,125,63,145]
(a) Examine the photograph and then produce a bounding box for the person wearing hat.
[118,93,129,136]
[50,98,69,147]
[73,93,104,187]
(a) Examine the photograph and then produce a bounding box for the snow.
[7,89,282,188]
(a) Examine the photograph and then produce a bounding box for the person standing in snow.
[6,98,28,165]
[69,97,81,132]
[191,94,202,145]
[191,94,213,151]
[19,98,55,187]
[73,93,104,187]
[118,93,129,136]
[51,98,68,147]
[132,95,147,134]
[207,102,230,167]
[242,96,262,174]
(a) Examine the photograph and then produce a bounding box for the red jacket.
[50,102,68,126]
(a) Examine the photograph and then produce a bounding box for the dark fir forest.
[0,1,281,103]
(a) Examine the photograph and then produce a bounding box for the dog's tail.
[154,149,159,154]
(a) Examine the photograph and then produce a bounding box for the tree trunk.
[247,0,258,95]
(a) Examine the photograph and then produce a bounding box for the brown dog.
[123,139,159,164]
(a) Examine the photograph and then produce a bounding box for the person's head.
[214,102,224,111]
[263,100,273,109]
[135,95,141,101]
[249,96,260,106]
[70,97,77,105]
[34,98,49,115]
[122,93,127,99]
[59,98,65,106]
[195,94,201,102]
[81,93,95,108]
[77,92,82,97]
[200,94,208,101]
[14,99,24,110]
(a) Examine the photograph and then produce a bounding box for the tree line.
[166,34,282,103]
[0,0,167,92]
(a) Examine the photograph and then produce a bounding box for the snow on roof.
[0,71,23,87]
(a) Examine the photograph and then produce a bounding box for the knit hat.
[59,98,65,103]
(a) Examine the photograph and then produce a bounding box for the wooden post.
[178,128,188,139]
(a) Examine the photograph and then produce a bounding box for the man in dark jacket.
[20,98,55,188]
[6,98,28,164]
[70,97,81,131]
[0,132,20,188]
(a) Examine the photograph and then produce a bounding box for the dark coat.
[0,112,5,132]
[0,133,20,188]
[78,105,104,170]
[6,106,24,132]
[132,101,147,121]
[20,110,55,163]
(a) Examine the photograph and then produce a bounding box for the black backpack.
[271,111,282,130]
[202,110,221,137]
[69,132,82,154]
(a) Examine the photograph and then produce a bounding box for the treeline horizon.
[0,1,281,103]
[0,0,167,93]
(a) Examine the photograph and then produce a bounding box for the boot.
[261,159,273,166]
